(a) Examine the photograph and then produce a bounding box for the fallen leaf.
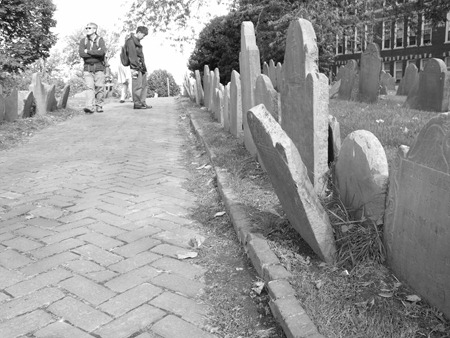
[406,294,421,302]
[214,211,226,217]
[378,291,394,298]
[176,252,198,260]
[189,235,205,248]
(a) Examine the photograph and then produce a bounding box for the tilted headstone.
[338,60,358,101]
[57,84,71,109]
[255,74,279,121]
[280,19,329,195]
[247,104,336,263]
[268,59,277,90]
[29,73,47,115]
[230,70,243,141]
[240,21,261,156]
[4,89,19,122]
[359,43,381,103]
[410,58,450,112]
[276,62,283,93]
[335,130,388,224]
[385,112,450,319]
[18,91,34,118]
[203,65,210,109]
[195,70,204,106]
[397,63,418,96]
[223,82,231,132]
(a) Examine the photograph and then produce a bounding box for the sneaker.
[83,107,94,114]
[143,104,152,109]
[133,103,145,109]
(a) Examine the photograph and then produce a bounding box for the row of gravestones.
[184,19,450,319]
[0,73,70,122]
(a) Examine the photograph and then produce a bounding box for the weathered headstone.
[223,82,231,132]
[380,71,395,91]
[247,104,336,263]
[359,43,381,103]
[409,58,450,112]
[335,130,388,224]
[329,79,341,99]
[338,60,358,101]
[208,70,216,113]
[379,71,388,95]
[255,74,279,121]
[397,63,418,96]
[328,115,341,162]
[385,112,450,319]
[280,19,329,195]
[215,88,224,125]
[276,62,283,93]
[230,70,243,141]
[0,94,5,121]
[57,84,70,109]
[29,73,47,115]
[263,62,269,76]
[4,89,19,122]
[268,59,277,89]
[18,91,34,118]
[203,65,210,109]
[195,70,204,106]
[240,21,261,156]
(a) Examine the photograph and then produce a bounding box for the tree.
[147,69,180,97]
[0,0,57,72]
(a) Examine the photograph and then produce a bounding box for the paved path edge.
[187,107,326,338]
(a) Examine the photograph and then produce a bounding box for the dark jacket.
[79,35,106,72]
[125,34,147,73]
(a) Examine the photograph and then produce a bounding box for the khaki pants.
[83,70,105,110]
[131,71,147,106]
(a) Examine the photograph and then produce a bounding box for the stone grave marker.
[280,18,329,195]
[358,42,381,103]
[335,130,388,224]
[397,63,418,96]
[30,73,47,115]
[4,89,19,122]
[230,70,243,141]
[379,71,388,95]
[385,112,450,319]
[268,59,277,89]
[338,60,358,100]
[45,84,58,112]
[18,91,34,118]
[380,71,395,91]
[195,70,204,106]
[329,79,341,99]
[57,84,70,109]
[276,62,283,93]
[223,82,231,132]
[263,61,269,76]
[328,115,341,162]
[216,88,224,125]
[240,21,261,156]
[203,65,210,109]
[247,104,336,263]
[208,70,216,113]
[255,74,279,121]
[0,94,5,121]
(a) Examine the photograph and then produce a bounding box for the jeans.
[83,71,105,109]
[131,71,147,106]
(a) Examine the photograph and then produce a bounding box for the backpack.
[120,43,130,67]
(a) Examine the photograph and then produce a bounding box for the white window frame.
[336,35,343,55]
[407,14,418,47]
[446,12,450,43]
[344,35,354,54]
[394,61,403,82]
[382,62,391,75]
[445,57,450,70]
[394,19,404,48]
[406,59,416,68]
[420,58,429,70]
[354,27,362,53]
[382,20,392,50]
[421,17,432,46]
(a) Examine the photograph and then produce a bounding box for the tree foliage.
[147,69,180,97]
[0,0,57,72]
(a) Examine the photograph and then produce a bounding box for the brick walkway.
[0,98,216,338]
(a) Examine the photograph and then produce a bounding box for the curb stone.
[187,106,326,338]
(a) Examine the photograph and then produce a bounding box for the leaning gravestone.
[280,18,329,195]
[384,112,450,319]
[255,74,279,122]
[4,89,19,122]
[195,70,204,106]
[203,65,210,109]
[359,43,381,103]
[30,73,47,115]
[413,58,450,112]
[57,84,71,109]
[397,63,418,96]
[18,91,34,118]
[230,70,243,141]
[338,60,358,101]
[335,130,388,224]
[247,104,336,263]
[240,21,261,156]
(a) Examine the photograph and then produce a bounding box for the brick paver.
[0,98,217,337]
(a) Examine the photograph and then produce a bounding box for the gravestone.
[336,65,345,82]
[358,43,381,103]
[385,112,450,319]
[0,95,5,121]
[263,62,270,76]
[240,21,261,156]
[379,71,388,95]
[195,70,204,106]
[280,18,329,195]
[223,82,231,132]
[397,63,418,96]
[216,88,224,125]
[30,73,47,115]
[335,130,388,224]
[247,104,336,263]
[57,84,70,109]
[380,71,395,91]
[4,89,18,122]
[328,115,341,162]
[255,74,279,122]
[276,62,283,93]
[329,79,341,99]
[208,70,216,113]
[412,58,450,112]
[230,70,243,141]
[18,91,34,118]
[338,60,358,101]
[268,59,277,89]
[203,65,210,109]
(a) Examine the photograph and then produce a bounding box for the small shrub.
[147,69,180,97]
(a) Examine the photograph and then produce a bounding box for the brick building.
[334,5,450,82]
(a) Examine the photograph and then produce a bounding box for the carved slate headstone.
[268,59,277,90]
[223,83,231,132]
[30,73,47,115]
[208,70,216,113]
[18,91,34,118]
[247,104,336,263]
[240,21,261,156]
[230,70,243,141]
[385,112,450,319]
[195,70,204,106]
[5,89,19,122]
[335,130,388,224]
[280,19,329,195]
[338,60,358,101]
[255,74,279,122]
[276,62,283,93]
[358,43,381,103]
[397,63,418,96]
[57,84,70,109]
[203,65,210,109]
[263,62,269,76]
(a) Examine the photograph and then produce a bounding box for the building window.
[394,61,403,82]
[395,19,404,48]
[407,14,418,47]
[355,27,362,53]
[420,58,429,70]
[445,57,450,70]
[446,12,450,43]
[345,35,354,54]
[406,59,416,68]
[336,35,343,55]
[421,18,432,45]
[383,62,391,75]
[383,20,392,50]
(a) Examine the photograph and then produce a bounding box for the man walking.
[125,26,151,109]
[79,22,107,113]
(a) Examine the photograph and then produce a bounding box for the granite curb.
[188,107,326,338]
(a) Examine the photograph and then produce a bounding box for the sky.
[50,0,230,84]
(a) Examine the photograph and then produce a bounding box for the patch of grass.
[180,97,450,338]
